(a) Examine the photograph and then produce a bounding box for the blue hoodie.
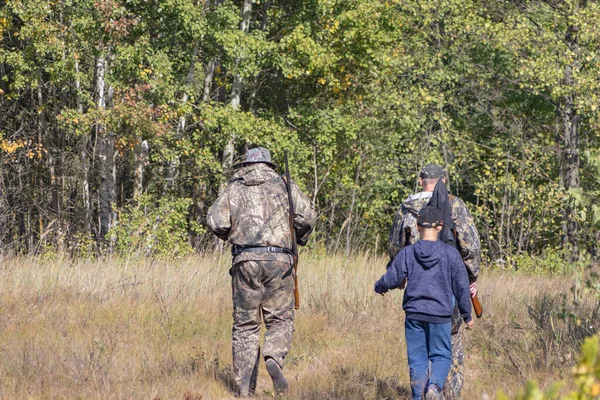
[375,240,472,324]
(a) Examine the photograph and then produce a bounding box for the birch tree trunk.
[36,76,47,252]
[222,0,253,176]
[561,20,580,261]
[202,0,220,103]
[75,56,91,234]
[134,140,149,199]
[97,54,116,243]
[248,1,270,115]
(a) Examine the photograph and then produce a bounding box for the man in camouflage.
[207,147,316,397]
[388,164,481,399]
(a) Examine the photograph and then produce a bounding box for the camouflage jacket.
[207,163,317,264]
[388,191,481,281]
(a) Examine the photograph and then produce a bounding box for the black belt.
[232,245,293,256]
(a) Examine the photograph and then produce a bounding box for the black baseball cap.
[417,206,444,228]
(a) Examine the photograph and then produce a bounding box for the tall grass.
[0,252,592,399]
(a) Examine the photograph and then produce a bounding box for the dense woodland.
[0,0,599,262]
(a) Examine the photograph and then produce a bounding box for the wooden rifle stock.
[452,229,483,318]
[284,151,300,309]
[472,294,483,318]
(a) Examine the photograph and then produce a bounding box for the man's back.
[207,163,316,262]
[388,191,481,282]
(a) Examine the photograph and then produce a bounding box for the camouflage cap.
[420,164,446,179]
[233,147,277,169]
[417,205,444,228]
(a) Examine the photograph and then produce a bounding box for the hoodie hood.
[413,240,442,270]
[230,163,279,187]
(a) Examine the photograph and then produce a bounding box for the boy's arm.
[450,249,473,323]
[375,248,408,294]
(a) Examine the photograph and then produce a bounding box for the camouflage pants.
[443,305,465,399]
[231,260,295,396]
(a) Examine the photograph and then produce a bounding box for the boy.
[374,206,474,400]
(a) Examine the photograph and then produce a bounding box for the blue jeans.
[405,318,452,400]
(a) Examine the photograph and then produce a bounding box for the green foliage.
[0,0,599,259]
[499,335,600,400]
[70,232,97,259]
[512,249,568,274]
[111,196,202,257]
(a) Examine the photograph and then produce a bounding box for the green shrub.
[110,195,203,257]
[498,334,600,400]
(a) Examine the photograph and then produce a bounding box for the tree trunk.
[97,54,116,243]
[222,0,253,177]
[76,56,92,235]
[201,0,221,103]
[561,22,580,261]
[166,48,199,191]
[345,157,362,257]
[248,1,270,115]
[134,140,149,199]
[37,76,49,252]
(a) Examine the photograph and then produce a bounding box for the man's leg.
[443,306,465,399]
[261,261,295,393]
[405,319,429,400]
[231,261,263,396]
[426,321,452,389]
[249,348,260,395]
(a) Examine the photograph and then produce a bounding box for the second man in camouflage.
[388,164,481,399]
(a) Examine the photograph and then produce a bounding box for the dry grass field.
[0,251,594,399]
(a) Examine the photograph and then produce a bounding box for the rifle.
[283,151,300,309]
[452,228,483,319]
[472,293,483,318]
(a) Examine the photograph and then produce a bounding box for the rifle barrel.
[284,151,300,309]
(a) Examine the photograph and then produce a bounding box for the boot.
[425,383,443,400]
[265,358,288,394]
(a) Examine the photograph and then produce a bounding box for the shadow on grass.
[202,352,236,393]
[294,366,411,400]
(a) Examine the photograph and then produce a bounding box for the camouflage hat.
[420,164,446,179]
[233,147,277,169]
[417,205,444,228]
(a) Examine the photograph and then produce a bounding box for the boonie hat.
[417,206,444,228]
[420,164,446,179]
[233,147,277,169]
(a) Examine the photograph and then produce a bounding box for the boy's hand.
[374,281,388,295]
[466,319,474,329]
[398,277,407,290]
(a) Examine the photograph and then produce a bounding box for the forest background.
[1,0,600,265]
